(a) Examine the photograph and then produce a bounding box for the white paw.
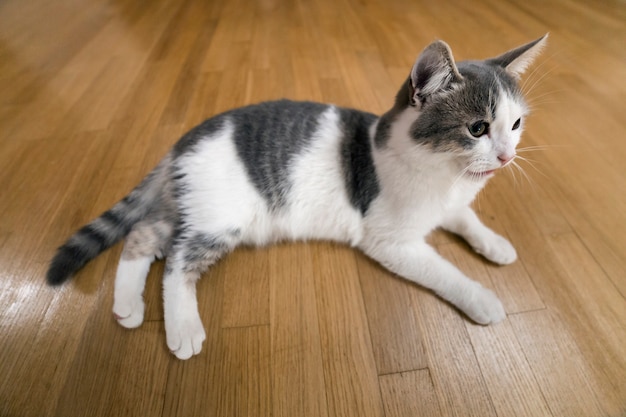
[461,285,506,325]
[113,296,145,329]
[165,314,206,360]
[474,233,517,265]
[113,257,151,328]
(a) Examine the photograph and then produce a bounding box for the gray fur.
[410,61,521,152]
[181,233,230,272]
[374,78,411,148]
[231,100,328,210]
[173,100,330,210]
[173,116,227,158]
[376,49,524,153]
[175,99,380,214]
[338,108,380,214]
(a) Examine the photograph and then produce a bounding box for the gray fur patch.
[172,100,381,213]
[231,100,329,210]
[375,78,412,148]
[173,116,227,158]
[339,108,380,215]
[410,61,521,151]
[173,100,330,209]
[181,233,230,273]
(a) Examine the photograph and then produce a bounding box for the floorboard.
[1,0,624,416]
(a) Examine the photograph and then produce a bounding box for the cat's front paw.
[113,296,145,329]
[165,314,206,360]
[473,233,517,265]
[460,285,506,325]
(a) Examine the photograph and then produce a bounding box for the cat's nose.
[498,153,515,166]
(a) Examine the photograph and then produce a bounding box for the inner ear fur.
[409,40,463,105]
[486,34,548,79]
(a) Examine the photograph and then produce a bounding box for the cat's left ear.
[487,34,548,79]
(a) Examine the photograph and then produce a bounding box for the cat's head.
[377,35,547,181]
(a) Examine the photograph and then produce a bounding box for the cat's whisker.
[514,155,549,179]
[527,91,562,108]
[521,51,559,96]
[520,52,554,92]
[506,160,521,189]
[514,154,545,166]
[516,144,569,155]
[448,164,472,195]
[527,98,563,112]
[527,89,562,100]
[528,99,561,107]
[523,69,554,98]
[510,160,538,194]
[475,185,484,212]
[516,144,559,152]
[526,98,563,111]
[521,61,545,93]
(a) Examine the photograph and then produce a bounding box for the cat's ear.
[409,40,463,106]
[487,34,548,79]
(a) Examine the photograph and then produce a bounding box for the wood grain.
[311,244,385,417]
[379,370,442,417]
[221,247,270,328]
[269,244,328,417]
[356,252,427,375]
[413,244,497,417]
[510,310,607,416]
[1,0,625,416]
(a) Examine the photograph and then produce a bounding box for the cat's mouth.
[466,169,496,179]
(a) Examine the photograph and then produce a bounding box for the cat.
[47,35,547,360]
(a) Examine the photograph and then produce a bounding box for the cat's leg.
[162,259,205,360]
[163,232,234,360]
[360,240,505,324]
[113,220,172,329]
[441,206,517,265]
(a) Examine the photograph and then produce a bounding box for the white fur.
[280,107,364,245]
[163,265,206,360]
[490,90,526,160]
[177,121,268,242]
[113,256,153,328]
[358,93,524,327]
[164,122,257,359]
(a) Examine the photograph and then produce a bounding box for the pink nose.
[498,154,515,166]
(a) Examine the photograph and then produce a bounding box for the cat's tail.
[46,155,172,286]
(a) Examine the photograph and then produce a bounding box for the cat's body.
[48,36,547,359]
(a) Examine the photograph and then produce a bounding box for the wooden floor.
[1,0,625,416]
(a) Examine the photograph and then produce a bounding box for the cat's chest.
[365,178,482,239]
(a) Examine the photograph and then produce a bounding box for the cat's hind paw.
[461,285,506,325]
[113,296,145,329]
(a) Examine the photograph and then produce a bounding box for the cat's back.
[171,100,380,246]
[174,99,330,157]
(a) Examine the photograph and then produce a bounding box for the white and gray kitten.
[48,36,547,360]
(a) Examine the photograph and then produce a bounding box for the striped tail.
[46,156,171,285]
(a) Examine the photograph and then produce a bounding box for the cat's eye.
[469,121,489,137]
[512,118,521,130]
